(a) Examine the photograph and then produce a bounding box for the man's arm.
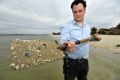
[57,37,90,51]
[60,26,70,45]
[58,34,101,51]
[76,33,101,45]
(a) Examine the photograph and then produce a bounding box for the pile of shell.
[10,39,64,70]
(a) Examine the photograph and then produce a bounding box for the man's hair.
[71,0,87,9]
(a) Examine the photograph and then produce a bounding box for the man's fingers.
[63,41,76,52]
[92,34,101,41]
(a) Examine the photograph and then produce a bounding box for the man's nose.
[76,12,80,16]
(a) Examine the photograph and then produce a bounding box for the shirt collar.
[72,20,87,27]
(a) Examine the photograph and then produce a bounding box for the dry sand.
[90,35,120,53]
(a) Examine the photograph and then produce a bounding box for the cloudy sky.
[0,0,120,34]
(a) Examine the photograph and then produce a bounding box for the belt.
[66,57,87,63]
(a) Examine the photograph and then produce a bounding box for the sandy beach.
[90,35,120,53]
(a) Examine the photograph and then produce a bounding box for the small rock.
[116,44,120,47]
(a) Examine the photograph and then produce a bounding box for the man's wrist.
[75,40,80,45]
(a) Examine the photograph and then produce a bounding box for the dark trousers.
[63,57,89,80]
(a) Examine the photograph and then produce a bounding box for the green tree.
[91,27,97,34]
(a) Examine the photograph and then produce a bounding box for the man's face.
[72,3,86,22]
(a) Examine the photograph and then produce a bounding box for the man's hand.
[91,33,101,41]
[90,27,101,41]
[64,41,76,52]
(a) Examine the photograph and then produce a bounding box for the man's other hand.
[91,33,101,41]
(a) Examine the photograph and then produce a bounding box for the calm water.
[0,34,63,80]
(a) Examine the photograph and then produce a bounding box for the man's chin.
[75,19,82,22]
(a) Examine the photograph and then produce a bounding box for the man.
[60,0,101,80]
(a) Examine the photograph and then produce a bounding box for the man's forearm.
[75,34,101,45]
[80,37,90,43]
[75,37,90,45]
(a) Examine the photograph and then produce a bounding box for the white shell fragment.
[10,63,20,70]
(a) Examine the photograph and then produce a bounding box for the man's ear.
[84,9,86,14]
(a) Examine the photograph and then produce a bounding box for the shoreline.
[90,43,120,53]
[0,35,120,80]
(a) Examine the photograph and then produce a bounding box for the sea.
[0,34,63,80]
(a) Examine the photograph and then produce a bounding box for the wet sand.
[89,46,120,80]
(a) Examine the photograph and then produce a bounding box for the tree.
[91,27,97,34]
[116,23,120,29]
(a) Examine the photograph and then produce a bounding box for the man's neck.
[76,20,84,27]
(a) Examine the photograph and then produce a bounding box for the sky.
[0,0,120,34]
